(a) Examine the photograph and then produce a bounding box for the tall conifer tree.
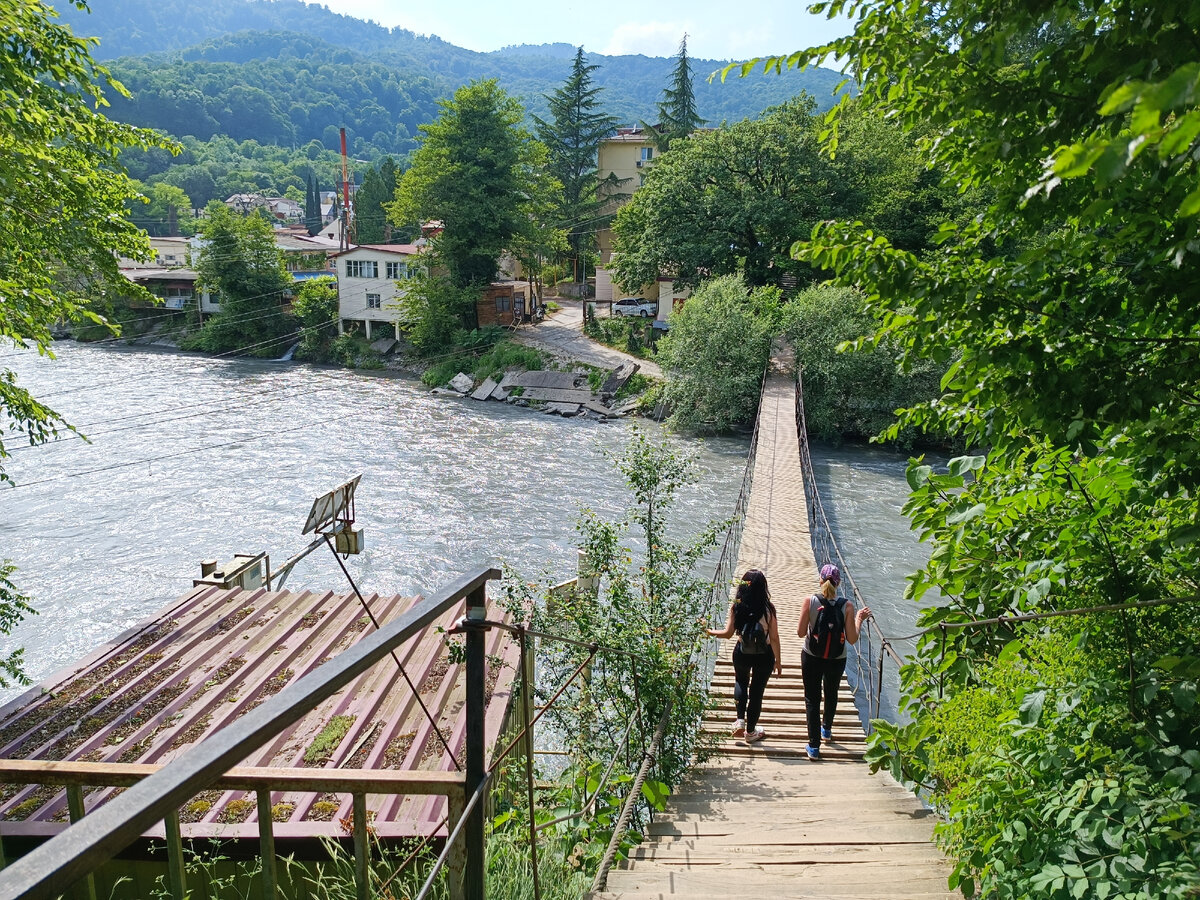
[647,35,705,152]
[534,47,618,283]
[353,157,401,244]
[304,174,321,236]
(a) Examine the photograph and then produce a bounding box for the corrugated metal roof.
[0,584,518,840]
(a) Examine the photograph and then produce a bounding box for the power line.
[5,382,341,457]
[6,413,343,491]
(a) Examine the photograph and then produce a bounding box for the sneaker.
[821,725,832,741]
[731,718,745,738]
[806,745,820,761]
[745,728,766,744]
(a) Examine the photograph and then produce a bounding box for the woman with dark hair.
[797,563,870,760]
[707,569,781,743]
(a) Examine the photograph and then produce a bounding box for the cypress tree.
[304,174,321,236]
[646,35,705,152]
[534,47,618,283]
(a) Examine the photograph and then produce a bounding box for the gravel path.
[509,298,663,378]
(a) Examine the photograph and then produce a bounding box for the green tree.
[0,0,176,685]
[304,174,317,235]
[129,181,196,236]
[745,1,1200,895]
[780,284,944,443]
[534,47,619,283]
[354,157,401,244]
[390,79,560,339]
[191,204,293,355]
[644,35,705,152]
[501,428,727,791]
[390,253,479,355]
[291,275,338,360]
[614,98,947,293]
[655,275,779,432]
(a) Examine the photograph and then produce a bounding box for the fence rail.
[0,567,500,900]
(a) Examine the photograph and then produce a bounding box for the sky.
[301,0,855,62]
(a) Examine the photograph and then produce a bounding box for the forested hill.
[52,0,845,152]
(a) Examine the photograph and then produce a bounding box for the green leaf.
[947,503,986,525]
[997,639,1023,665]
[907,464,934,490]
[1018,690,1046,726]
[947,455,986,477]
[641,779,670,810]
[1167,523,1200,546]
[1179,188,1200,219]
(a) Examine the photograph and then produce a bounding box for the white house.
[336,244,422,339]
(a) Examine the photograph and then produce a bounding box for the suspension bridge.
[590,346,956,899]
[0,345,956,900]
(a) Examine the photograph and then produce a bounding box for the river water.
[0,343,931,715]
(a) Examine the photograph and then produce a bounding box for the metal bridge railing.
[794,368,904,734]
[0,567,501,900]
[696,358,769,692]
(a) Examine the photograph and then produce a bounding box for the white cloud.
[601,21,691,57]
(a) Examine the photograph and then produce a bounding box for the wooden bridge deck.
[593,353,956,899]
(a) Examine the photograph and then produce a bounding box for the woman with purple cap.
[796,563,870,760]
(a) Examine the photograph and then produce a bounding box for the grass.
[420,339,548,388]
[303,715,356,765]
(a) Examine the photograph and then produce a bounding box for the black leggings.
[732,644,775,731]
[801,651,846,747]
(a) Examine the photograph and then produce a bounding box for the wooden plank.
[0,760,467,796]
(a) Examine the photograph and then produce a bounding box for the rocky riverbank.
[431,363,646,419]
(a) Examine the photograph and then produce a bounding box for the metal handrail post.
[462,584,489,900]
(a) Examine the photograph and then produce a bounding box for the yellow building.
[594,127,693,317]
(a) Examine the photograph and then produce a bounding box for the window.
[346,259,378,278]
[161,286,191,310]
[386,261,408,280]
[640,147,653,161]
[638,174,646,187]
[367,293,382,309]
[495,295,511,313]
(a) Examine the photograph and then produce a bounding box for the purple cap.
[819,564,840,587]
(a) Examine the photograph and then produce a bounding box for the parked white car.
[613,296,658,317]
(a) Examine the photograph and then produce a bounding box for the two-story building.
[593,128,689,318]
[596,127,657,267]
[335,244,423,339]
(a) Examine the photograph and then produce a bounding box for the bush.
[655,274,779,432]
[328,333,382,369]
[781,283,945,444]
[419,339,546,388]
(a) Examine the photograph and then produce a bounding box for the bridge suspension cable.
[794,365,903,730]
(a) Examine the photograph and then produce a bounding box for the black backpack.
[737,606,770,654]
[805,595,847,658]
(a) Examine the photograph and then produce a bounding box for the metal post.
[463,585,489,900]
[353,793,369,900]
[65,787,97,900]
[446,791,466,900]
[164,811,186,900]
[520,630,541,900]
[256,790,278,900]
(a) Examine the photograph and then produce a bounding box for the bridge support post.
[463,584,490,900]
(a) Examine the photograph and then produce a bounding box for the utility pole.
[340,127,352,251]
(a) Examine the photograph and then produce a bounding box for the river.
[0,343,930,716]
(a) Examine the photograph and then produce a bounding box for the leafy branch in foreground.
[497,428,726,875]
